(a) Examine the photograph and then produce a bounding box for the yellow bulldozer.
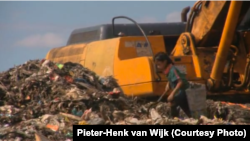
[45,1,250,102]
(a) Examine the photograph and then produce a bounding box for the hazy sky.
[0,1,195,72]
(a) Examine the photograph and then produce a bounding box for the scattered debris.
[0,59,250,140]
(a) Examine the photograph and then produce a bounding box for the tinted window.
[68,30,99,44]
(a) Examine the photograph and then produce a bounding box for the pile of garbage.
[0,60,250,141]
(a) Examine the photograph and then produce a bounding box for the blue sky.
[0,1,195,72]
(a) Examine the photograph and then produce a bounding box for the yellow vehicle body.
[46,1,250,100]
[46,36,169,97]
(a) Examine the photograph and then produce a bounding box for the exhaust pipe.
[181,6,190,22]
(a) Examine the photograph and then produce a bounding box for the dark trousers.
[170,90,191,118]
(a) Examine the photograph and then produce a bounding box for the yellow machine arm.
[186,1,249,47]
[172,1,250,96]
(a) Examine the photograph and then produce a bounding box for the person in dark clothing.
[154,52,192,118]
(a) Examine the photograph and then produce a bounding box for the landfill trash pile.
[0,60,250,141]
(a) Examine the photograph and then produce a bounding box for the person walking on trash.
[154,52,192,118]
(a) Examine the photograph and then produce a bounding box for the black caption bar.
[73,125,249,139]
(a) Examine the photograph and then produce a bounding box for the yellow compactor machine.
[46,1,250,102]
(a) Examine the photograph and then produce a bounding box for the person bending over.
[154,52,191,118]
